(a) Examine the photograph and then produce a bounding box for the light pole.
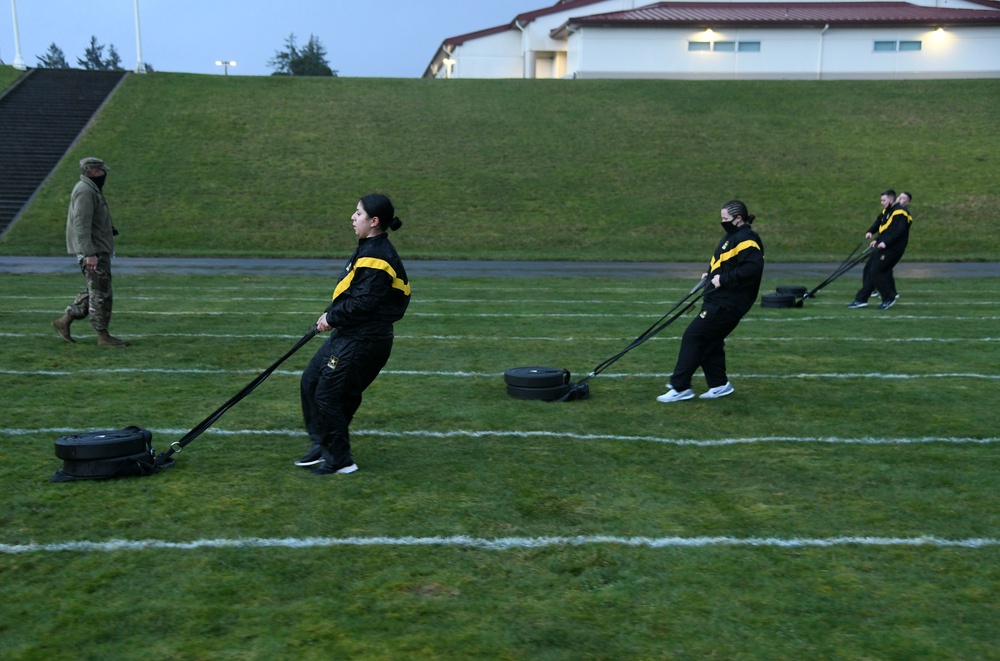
[134,0,144,73]
[215,60,236,76]
[9,0,26,70]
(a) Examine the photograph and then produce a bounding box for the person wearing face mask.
[657,199,764,403]
[295,193,410,475]
[52,157,128,346]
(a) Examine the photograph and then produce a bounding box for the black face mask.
[720,220,739,234]
[90,174,107,190]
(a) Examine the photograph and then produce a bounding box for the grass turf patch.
[2,75,999,261]
[1,271,998,659]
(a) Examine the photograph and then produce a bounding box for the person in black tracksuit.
[850,189,912,310]
[850,189,896,308]
[657,200,764,403]
[296,193,410,475]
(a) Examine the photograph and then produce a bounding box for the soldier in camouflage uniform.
[52,157,129,346]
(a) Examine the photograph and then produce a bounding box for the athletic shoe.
[878,298,896,310]
[311,462,359,475]
[846,300,868,309]
[700,382,735,399]
[656,388,695,403]
[294,444,324,467]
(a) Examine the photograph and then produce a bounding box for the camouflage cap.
[79,157,110,173]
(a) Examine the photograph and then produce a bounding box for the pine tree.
[37,43,70,69]
[78,36,106,70]
[268,33,337,76]
[76,36,124,71]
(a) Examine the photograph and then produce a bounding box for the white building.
[424,0,1000,79]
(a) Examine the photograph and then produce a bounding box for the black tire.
[60,451,155,479]
[776,285,807,297]
[54,426,152,460]
[760,293,797,308]
[503,366,570,388]
[506,383,572,401]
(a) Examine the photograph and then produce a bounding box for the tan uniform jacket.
[66,176,114,256]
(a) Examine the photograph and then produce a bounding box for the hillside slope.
[1,72,997,261]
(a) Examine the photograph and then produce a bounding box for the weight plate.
[776,285,807,296]
[760,293,797,308]
[60,450,155,478]
[503,366,569,388]
[55,427,152,460]
[506,383,572,401]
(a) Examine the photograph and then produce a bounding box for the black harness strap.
[156,325,319,462]
[804,242,873,299]
[576,278,707,387]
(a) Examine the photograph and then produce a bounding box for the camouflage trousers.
[66,254,114,331]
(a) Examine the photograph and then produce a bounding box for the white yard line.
[2,534,997,555]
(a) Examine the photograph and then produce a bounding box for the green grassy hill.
[2,69,998,261]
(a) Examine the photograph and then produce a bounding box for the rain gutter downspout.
[817,24,830,80]
[515,19,535,79]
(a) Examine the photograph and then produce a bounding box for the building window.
[899,40,922,51]
[690,40,762,53]
[874,41,897,52]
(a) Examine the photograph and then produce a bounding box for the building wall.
[565,25,1000,79]
[432,0,1000,79]
[442,31,524,79]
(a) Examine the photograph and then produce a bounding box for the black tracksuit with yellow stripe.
[669,224,764,392]
[301,232,410,468]
[856,203,912,302]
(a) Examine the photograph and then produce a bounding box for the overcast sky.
[1,1,545,77]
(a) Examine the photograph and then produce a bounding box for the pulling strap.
[157,325,319,462]
[804,242,872,299]
[577,278,707,386]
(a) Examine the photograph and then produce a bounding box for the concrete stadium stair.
[0,68,126,237]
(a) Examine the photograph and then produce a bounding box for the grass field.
[2,70,999,261]
[2,268,998,659]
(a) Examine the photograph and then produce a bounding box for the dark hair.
[881,189,896,199]
[360,193,403,232]
[900,191,913,202]
[722,199,756,224]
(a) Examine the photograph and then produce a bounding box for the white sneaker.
[656,388,695,403]
[700,382,735,399]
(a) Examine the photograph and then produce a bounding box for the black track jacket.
[703,224,765,316]
[324,233,410,340]
[873,204,913,252]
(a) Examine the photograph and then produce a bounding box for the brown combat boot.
[52,314,75,343]
[96,329,130,347]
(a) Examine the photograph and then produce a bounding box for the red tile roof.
[559,2,1000,29]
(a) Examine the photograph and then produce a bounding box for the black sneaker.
[878,298,896,310]
[847,300,868,309]
[311,462,359,475]
[294,444,324,467]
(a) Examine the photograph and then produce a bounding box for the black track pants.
[854,257,876,303]
[669,304,743,392]
[870,246,905,301]
[300,333,392,467]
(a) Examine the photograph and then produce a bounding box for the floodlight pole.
[134,0,145,73]
[215,60,235,76]
[9,0,26,70]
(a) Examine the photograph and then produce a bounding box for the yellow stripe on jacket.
[332,257,411,301]
[879,209,913,234]
[710,240,761,273]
